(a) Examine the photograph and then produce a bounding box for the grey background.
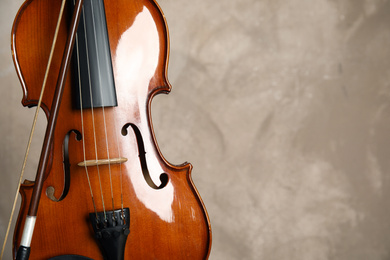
[1,0,390,259]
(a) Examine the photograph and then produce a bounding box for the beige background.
[1,0,390,259]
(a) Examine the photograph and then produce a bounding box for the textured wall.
[1,0,390,259]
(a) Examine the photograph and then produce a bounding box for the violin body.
[11,0,211,259]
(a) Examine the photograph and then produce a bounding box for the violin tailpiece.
[89,208,131,260]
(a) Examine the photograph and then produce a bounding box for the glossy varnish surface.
[11,0,211,259]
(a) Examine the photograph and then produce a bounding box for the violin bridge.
[77,157,128,167]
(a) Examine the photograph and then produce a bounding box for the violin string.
[74,12,98,218]
[118,132,124,218]
[82,4,107,221]
[98,0,125,217]
[0,0,67,258]
[117,125,124,218]
[90,0,116,217]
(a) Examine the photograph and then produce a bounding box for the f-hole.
[122,123,168,189]
[46,130,82,202]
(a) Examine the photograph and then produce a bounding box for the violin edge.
[145,1,212,256]
[11,0,51,115]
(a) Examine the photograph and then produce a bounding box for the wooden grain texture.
[11,0,212,259]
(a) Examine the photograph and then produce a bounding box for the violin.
[4,0,211,259]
